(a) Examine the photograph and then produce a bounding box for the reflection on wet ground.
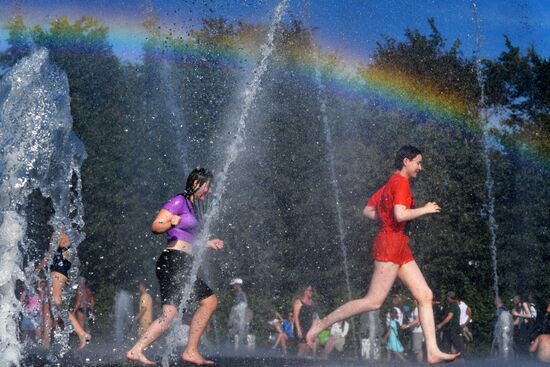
[22,345,548,367]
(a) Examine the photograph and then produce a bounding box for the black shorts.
[156,249,213,306]
[50,254,72,277]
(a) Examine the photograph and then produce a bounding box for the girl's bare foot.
[427,350,461,364]
[77,333,92,351]
[126,349,157,365]
[182,350,214,365]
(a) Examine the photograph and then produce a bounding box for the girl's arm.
[151,209,180,233]
[293,300,303,338]
[521,302,532,318]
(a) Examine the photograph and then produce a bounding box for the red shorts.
[372,230,414,265]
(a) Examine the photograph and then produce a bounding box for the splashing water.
[0,48,87,365]
[314,58,359,356]
[114,290,134,347]
[471,1,500,299]
[160,1,288,364]
[491,310,514,359]
[360,310,382,360]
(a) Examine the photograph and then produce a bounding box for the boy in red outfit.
[307,145,460,364]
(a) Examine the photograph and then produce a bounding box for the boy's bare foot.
[182,350,214,365]
[126,349,157,365]
[427,351,461,364]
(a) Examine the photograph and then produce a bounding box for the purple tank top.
[162,195,198,243]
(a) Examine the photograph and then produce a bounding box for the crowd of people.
[19,148,550,365]
[263,289,550,363]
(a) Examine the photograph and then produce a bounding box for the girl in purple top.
[127,168,224,366]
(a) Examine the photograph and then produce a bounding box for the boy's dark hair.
[394,145,422,170]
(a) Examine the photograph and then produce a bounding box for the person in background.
[529,334,550,363]
[36,230,91,350]
[135,282,153,337]
[283,311,295,342]
[402,299,424,362]
[437,291,464,355]
[458,296,473,351]
[126,168,224,366]
[322,319,350,359]
[228,277,249,349]
[73,276,95,333]
[294,284,317,357]
[386,294,404,327]
[37,279,52,349]
[269,312,288,356]
[384,308,407,362]
[512,295,534,355]
[19,284,43,345]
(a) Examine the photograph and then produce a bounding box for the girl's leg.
[51,272,91,350]
[273,329,284,349]
[306,261,399,345]
[280,333,288,355]
[50,272,66,306]
[34,326,42,343]
[126,304,178,365]
[273,334,281,349]
[42,301,52,349]
[70,311,91,350]
[398,261,460,364]
[322,336,336,359]
[182,294,217,366]
[76,309,86,329]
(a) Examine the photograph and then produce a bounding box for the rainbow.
[1,13,548,170]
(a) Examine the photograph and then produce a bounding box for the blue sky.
[0,0,549,63]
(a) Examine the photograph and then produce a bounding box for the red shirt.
[367,172,414,234]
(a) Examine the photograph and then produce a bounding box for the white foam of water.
[114,290,134,346]
[0,48,86,365]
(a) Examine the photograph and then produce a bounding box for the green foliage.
[0,11,30,66]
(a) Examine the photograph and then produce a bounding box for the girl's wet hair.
[183,168,213,199]
[394,145,422,170]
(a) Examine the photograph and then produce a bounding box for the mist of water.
[314,59,359,356]
[471,0,500,298]
[159,58,189,174]
[360,310,382,360]
[491,310,514,359]
[0,48,86,365]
